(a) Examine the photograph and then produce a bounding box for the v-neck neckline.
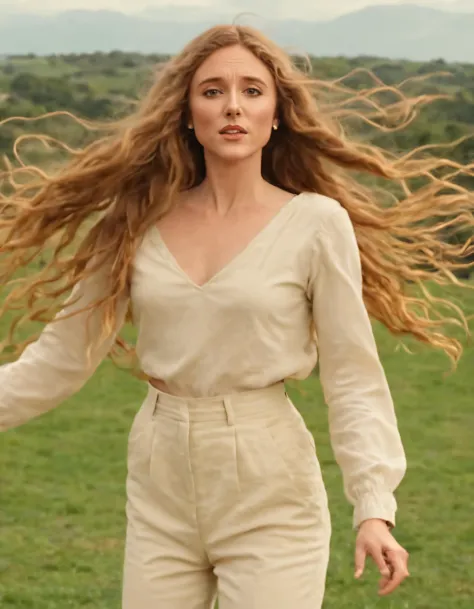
[152,192,304,291]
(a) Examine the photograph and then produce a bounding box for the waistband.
[146,381,289,425]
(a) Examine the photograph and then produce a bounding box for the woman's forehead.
[192,46,272,83]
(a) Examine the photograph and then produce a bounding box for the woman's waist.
[144,378,293,425]
[140,350,317,398]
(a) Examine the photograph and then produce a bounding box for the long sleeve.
[0,267,129,432]
[310,204,406,529]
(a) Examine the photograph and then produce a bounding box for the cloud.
[0,0,463,19]
[0,0,207,12]
[213,0,460,20]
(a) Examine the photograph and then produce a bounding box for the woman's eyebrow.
[197,75,269,89]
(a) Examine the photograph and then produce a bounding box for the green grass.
[1,285,474,608]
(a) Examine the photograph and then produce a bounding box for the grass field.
[1,285,473,608]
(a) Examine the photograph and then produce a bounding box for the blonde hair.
[1,24,473,368]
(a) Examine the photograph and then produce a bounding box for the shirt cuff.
[353,491,397,530]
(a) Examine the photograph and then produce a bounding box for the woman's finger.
[354,544,367,579]
[379,548,410,596]
[369,545,391,578]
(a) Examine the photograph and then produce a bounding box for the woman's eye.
[203,87,262,97]
[204,89,221,97]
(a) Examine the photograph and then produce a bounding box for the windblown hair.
[1,24,473,368]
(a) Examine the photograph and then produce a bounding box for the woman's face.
[188,44,278,164]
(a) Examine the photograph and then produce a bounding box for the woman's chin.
[207,146,259,164]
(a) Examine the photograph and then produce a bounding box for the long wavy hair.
[1,24,473,369]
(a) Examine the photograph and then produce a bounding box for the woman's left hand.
[354,518,410,596]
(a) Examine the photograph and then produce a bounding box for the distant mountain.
[0,4,472,62]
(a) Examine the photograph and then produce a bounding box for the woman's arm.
[0,266,129,432]
[309,203,406,530]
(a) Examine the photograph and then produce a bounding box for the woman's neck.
[198,152,268,215]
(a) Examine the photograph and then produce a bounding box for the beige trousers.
[122,381,331,609]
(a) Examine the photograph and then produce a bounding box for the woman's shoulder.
[297,192,346,224]
[292,193,356,249]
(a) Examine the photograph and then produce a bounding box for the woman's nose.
[224,90,242,118]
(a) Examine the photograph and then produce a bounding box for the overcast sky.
[1,0,467,20]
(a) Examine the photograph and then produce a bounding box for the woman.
[1,25,473,609]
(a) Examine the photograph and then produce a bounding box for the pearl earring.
[273,122,279,131]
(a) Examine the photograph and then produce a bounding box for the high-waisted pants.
[122,381,331,609]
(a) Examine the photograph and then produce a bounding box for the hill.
[0,5,473,62]
[0,52,473,192]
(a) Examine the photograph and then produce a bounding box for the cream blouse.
[0,192,406,528]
